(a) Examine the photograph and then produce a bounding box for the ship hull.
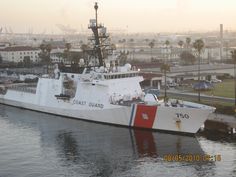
[0,91,213,134]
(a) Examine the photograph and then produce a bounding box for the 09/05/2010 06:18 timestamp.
[163,154,222,162]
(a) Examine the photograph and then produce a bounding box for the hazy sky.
[0,0,236,33]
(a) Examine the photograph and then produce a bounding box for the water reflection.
[0,105,215,177]
[133,129,157,157]
[56,131,79,163]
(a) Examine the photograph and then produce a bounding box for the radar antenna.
[88,2,110,67]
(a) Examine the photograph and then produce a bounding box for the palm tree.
[45,44,52,60]
[39,43,46,54]
[178,40,184,48]
[129,39,135,60]
[118,51,129,65]
[80,44,90,64]
[122,39,126,51]
[161,63,170,101]
[45,44,52,74]
[231,50,236,106]
[65,43,71,51]
[39,43,48,70]
[148,41,155,60]
[193,39,204,102]
[165,40,170,61]
[186,37,191,49]
[65,43,72,64]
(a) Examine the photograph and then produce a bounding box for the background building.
[0,46,40,63]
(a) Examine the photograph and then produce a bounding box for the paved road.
[142,63,234,73]
[0,67,44,74]
[160,90,235,104]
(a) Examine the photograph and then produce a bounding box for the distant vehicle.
[19,74,38,81]
[202,80,211,83]
[167,82,178,88]
[42,74,50,78]
[172,62,180,67]
[193,81,214,91]
[210,78,222,83]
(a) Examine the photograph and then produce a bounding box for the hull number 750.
[176,113,189,119]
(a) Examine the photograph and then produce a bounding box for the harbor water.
[0,105,235,177]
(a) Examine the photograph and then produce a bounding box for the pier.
[205,113,236,134]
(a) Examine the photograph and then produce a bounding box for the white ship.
[0,3,215,134]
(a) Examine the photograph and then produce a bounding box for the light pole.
[94,2,98,27]
[161,63,170,102]
[232,50,236,107]
[234,60,236,107]
[193,39,204,102]
[198,54,200,102]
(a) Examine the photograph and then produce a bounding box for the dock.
[205,113,236,134]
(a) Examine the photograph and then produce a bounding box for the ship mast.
[88,2,110,67]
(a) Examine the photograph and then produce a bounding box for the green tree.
[23,56,31,68]
[165,40,170,46]
[17,61,24,68]
[0,54,2,64]
[180,51,196,65]
[193,39,204,102]
[65,43,72,51]
[111,43,116,50]
[80,44,89,51]
[39,43,46,52]
[161,63,170,101]
[46,44,52,55]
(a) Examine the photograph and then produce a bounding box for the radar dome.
[124,63,132,71]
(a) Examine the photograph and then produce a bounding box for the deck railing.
[8,84,37,94]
